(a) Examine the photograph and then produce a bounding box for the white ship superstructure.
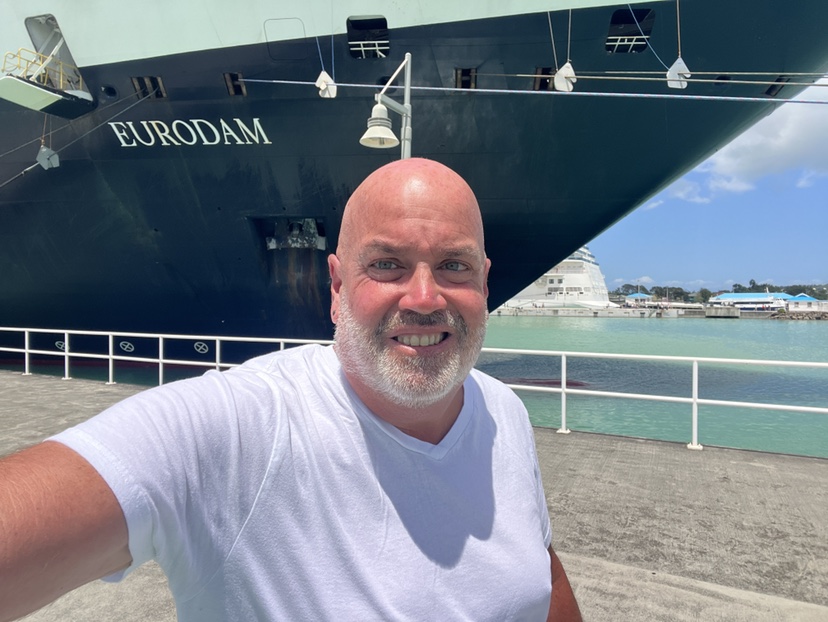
[500,247,617,310]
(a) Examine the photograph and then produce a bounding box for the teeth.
[397,333,446,347]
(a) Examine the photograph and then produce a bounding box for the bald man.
[0,159,580,621]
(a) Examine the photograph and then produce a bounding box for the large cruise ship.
[1,1,827,342]
[497,246,617,312]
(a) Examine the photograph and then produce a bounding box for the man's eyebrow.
[359,242,398,257]
[440,246,482,259]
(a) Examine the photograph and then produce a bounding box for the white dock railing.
[0,326,332,387]
[2,326,827,451]
[483,347,828,450]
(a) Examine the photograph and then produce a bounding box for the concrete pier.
[2,369,827,622]
[705,306,741,319]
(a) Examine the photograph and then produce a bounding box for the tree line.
[610,280,828,303]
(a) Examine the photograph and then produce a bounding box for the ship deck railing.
[2,325,827,453]
[2,47,84,92]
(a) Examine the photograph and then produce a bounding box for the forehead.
[350,165,482,232]
[351,193,484,259]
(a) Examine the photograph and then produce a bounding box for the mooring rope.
[547,12,559,72]
[0,91,154,191]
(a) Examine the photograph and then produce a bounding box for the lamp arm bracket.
[376,93,408,117]
[378,56,410,97]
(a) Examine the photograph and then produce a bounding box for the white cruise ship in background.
[497,246,618,312]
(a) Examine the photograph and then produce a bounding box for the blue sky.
[589,80,828,293]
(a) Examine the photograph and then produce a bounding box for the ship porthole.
[100,85,119,99]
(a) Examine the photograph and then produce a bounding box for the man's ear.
[483,257,491,299]
[328,254,342,323]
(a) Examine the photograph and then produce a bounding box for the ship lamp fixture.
[359,52,412,159]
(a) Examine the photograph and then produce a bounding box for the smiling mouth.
[394,332,448,347]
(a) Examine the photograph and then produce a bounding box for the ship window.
[347,16,389,59]
[455,68,477,89]
[224,72,247,96]
[533,67,553,91]
[605,8,655,54]
[131,76,167,99]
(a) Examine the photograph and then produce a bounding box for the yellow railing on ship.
[2,47,84,92]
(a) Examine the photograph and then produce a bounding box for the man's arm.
[547,545,582,621]
[0,441,131,622]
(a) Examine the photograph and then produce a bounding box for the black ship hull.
[1,0,827,341]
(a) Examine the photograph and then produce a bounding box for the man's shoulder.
[237,343,336,375]
[468,366,512,391]
[466,368,534,448]
[142,344,334,404]
[468,367,524,407]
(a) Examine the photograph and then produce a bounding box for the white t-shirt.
[53,344,552,621]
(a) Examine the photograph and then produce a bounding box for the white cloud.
[796,170,827,188]
[697,80,828,192]
[668,178,710,203]
[642,199,664,211]
[684,279,712,289]
[707,176,754,193]
[661,81,828,205]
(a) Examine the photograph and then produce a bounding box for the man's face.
[334,290,487,410]
[330,164,490,410]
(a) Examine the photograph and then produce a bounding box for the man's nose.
[399,263,447,314]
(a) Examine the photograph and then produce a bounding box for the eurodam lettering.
[108,118,272,147]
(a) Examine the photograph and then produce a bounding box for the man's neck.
[344,374,465,445]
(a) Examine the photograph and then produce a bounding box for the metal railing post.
[687,360,703,450]
[23,330,31,375]
[557,353,571,434]
[62,331,71,380]
[106,333,116,385]
[158,337,165,385]
[216,338,221,371]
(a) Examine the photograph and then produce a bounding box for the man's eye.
[373,260,400,270]
[443,261,468,272]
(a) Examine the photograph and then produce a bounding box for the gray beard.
[334,295,487,409]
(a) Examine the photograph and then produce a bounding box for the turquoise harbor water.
[479,316,828,458]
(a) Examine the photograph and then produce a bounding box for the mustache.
[378,310,468,335]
